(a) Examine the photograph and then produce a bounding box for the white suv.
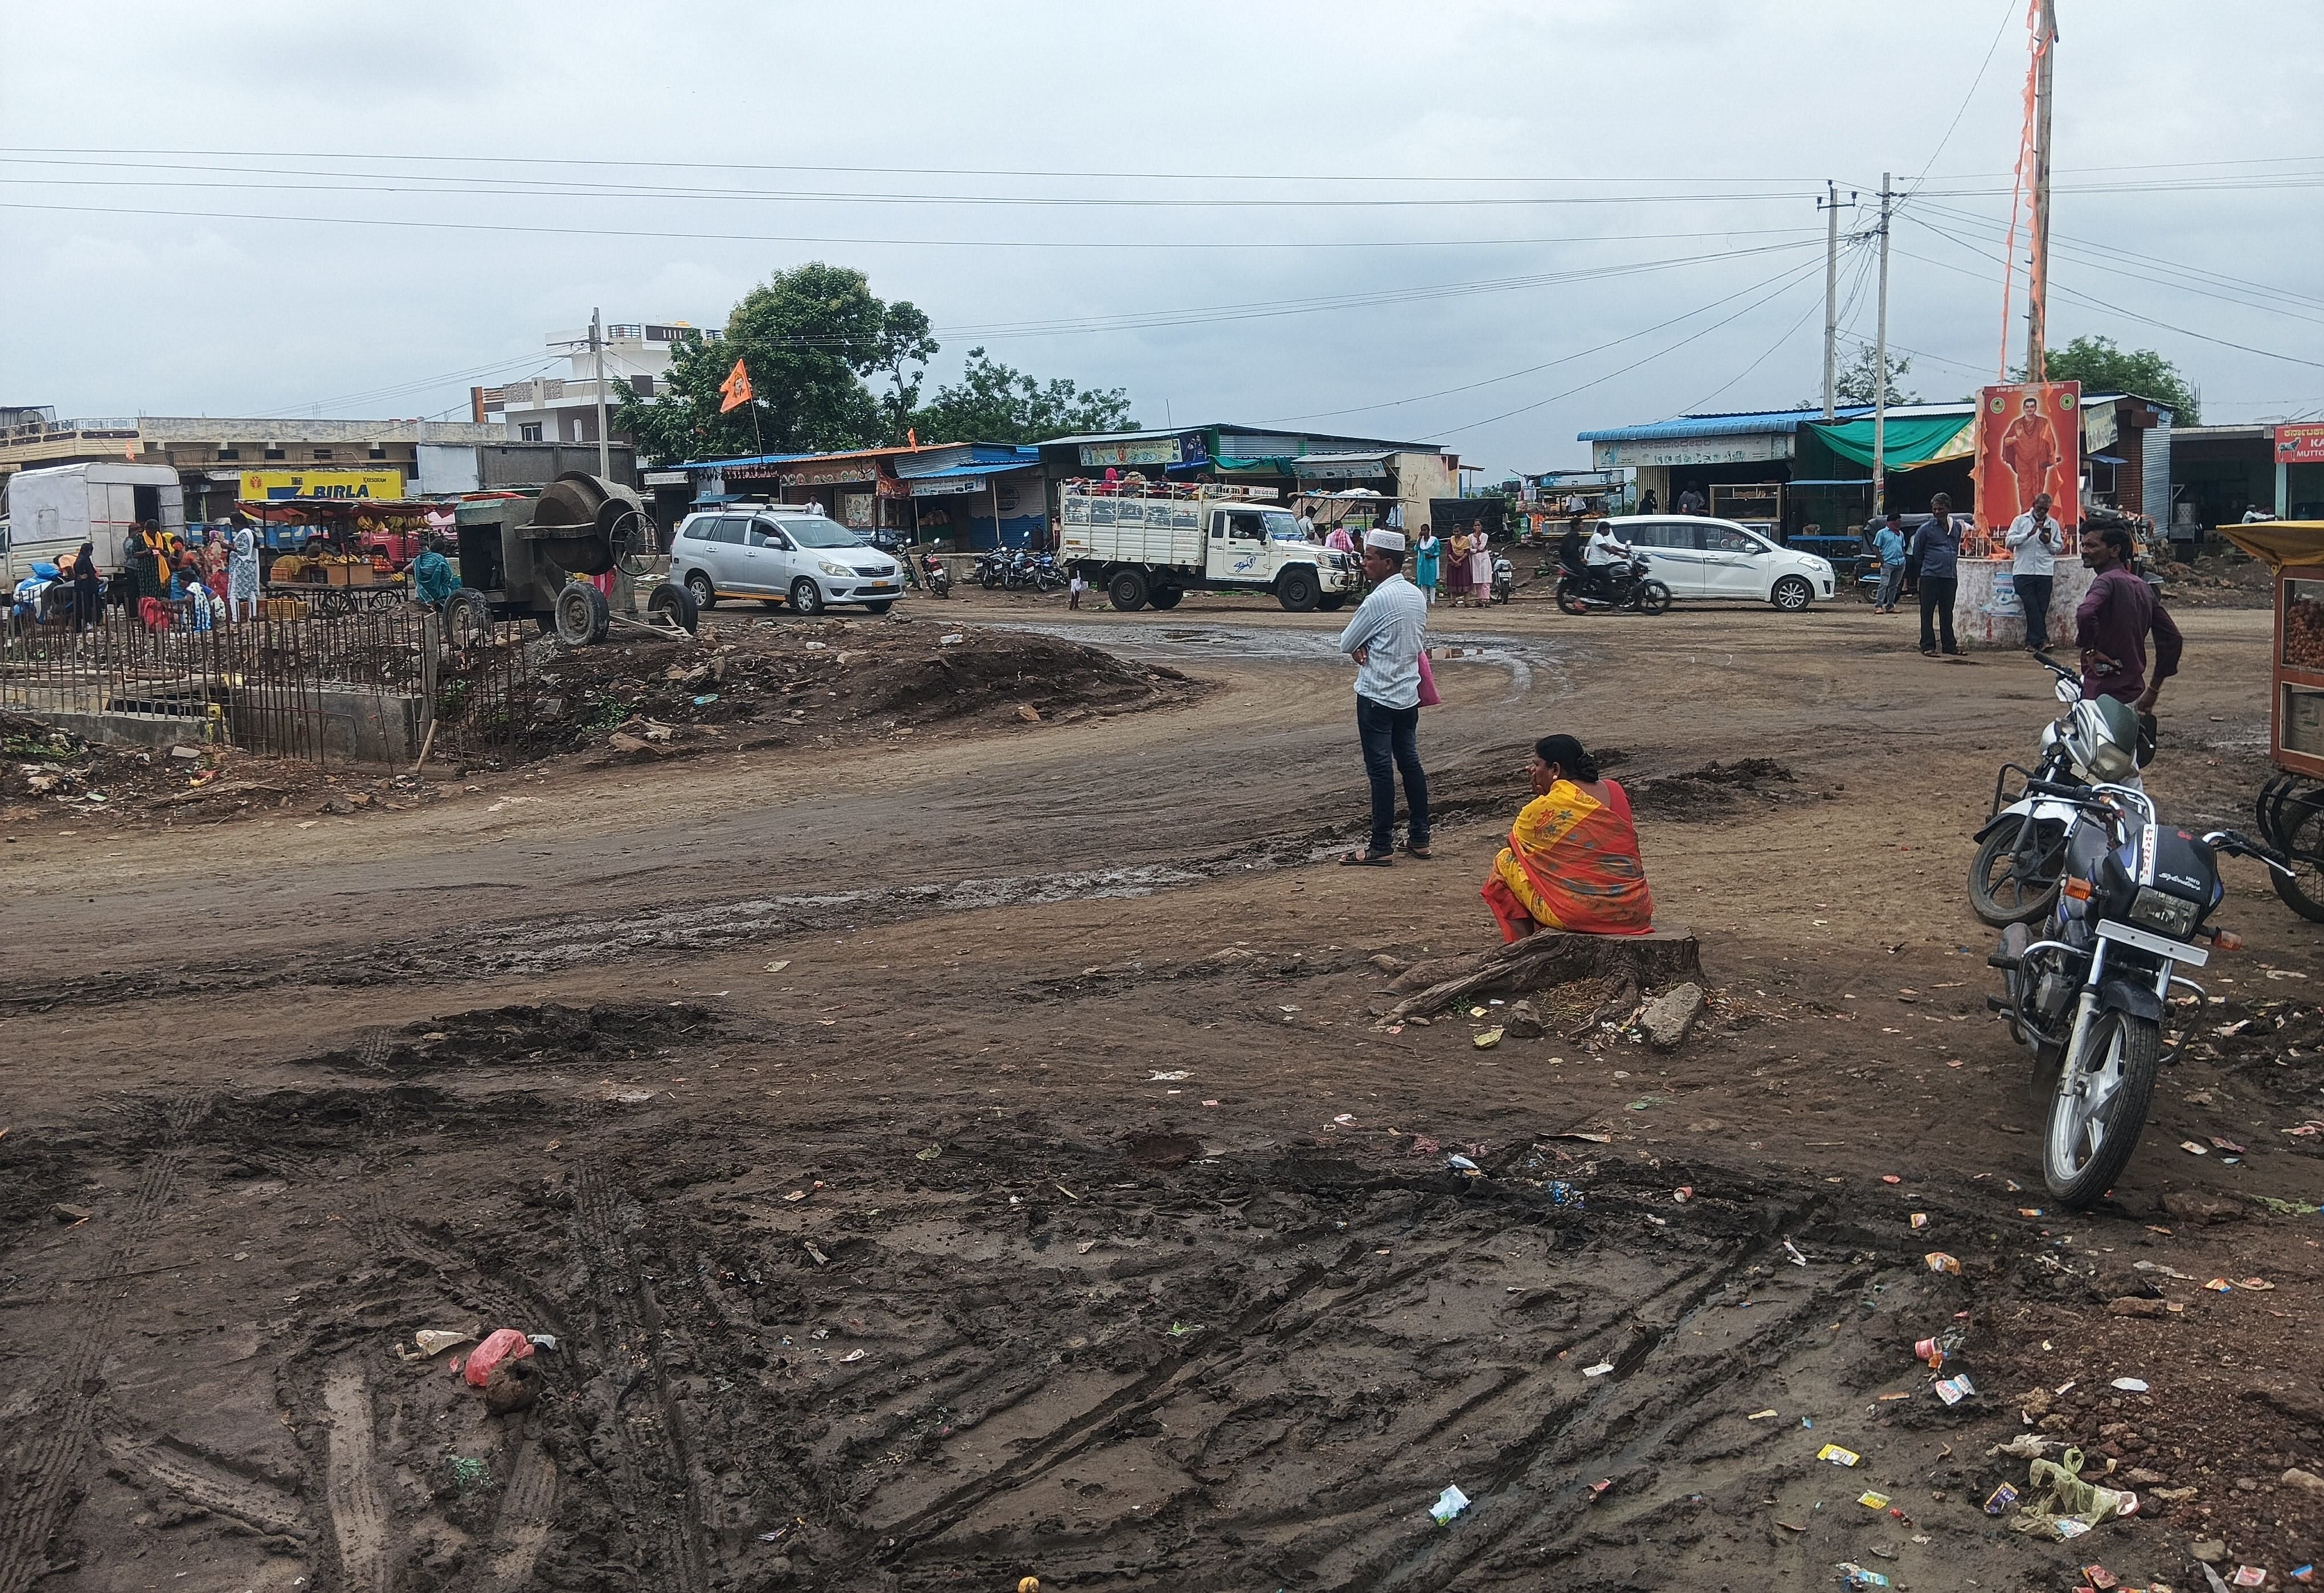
[1605,515,1835,611]
[670,505,905,616]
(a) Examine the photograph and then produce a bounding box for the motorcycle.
[920,553,952,598]
[974,550,1010,589]
[1987,778,2292,1206]
[1490,556,1515,605]
[1969,658,2151,927]
[1554,554,1670,616]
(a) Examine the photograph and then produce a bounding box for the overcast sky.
[3,1,2318,478]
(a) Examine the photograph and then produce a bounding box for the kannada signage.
[1078,439,1181,469]
[240,469,405,501]
[1973,381,2080,534]
[2278,424,2324,465]
[1589,433,1793,470]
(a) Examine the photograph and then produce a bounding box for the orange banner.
[1974,380,2080,534]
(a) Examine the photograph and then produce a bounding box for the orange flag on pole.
[718,357,753,413]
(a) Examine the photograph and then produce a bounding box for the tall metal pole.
[2025,0,2057,381]
[1872,172,1892,517]
[1821,179,1840,421]
[591,307,611,480]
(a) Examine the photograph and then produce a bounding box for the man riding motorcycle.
[1583,522,1635,602]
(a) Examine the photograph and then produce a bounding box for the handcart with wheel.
[2224,521,2324,920]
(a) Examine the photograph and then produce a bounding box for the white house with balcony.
[472,321,721,444]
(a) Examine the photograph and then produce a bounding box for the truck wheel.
[1148,585,1183,611]
[1108,569,1149,612]
[1276,568,1319,613]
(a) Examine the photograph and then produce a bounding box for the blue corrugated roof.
[1577,406,1872,444]
[907,460,1040,481]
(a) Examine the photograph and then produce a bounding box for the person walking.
[1337,529,1430,866]
[1414,525,1441,605]
[1872,511,1908,612]
[2076,522,2182,717]
[2005,491,2065,653]
[1910,493,1963,656]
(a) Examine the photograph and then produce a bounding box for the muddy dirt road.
[3,591,2320,1591]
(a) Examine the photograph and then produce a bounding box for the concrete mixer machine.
[447,472,699,647]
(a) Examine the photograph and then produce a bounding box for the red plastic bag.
[462,1328,535,1387]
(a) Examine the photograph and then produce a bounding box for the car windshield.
[1262,511,1306,541]
[776,518,864,550]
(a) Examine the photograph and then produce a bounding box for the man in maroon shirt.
[2075,523,2182,714]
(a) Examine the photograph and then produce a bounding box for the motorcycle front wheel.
[1634,580,1672,616]
[1969,816,2068,927]
[2043,1009,2159,1208]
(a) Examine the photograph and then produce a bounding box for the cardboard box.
[325,563,354,587]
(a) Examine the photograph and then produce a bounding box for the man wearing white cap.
[1337,527,1431,865]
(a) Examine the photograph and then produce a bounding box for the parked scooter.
[1969,657,2151,927]
[1987,779,2291,1205]
[1490,555,1515,605]
[1554,554,1670,616]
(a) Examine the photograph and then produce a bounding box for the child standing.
[1068,571,1087,611]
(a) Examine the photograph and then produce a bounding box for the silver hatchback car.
[670,505,905,616]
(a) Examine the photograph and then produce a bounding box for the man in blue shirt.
[1871,511,1908,613]
[1909,492,1964,656]
[1337,529,1431,865]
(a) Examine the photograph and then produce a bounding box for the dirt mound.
[1630,757,1815,821]
[525,617,1202,759]
[2160,554,2273,609]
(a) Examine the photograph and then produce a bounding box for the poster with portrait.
[1974,380,2080,535]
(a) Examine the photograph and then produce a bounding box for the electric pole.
[2025,0,2056,381]
[1872,172,1893,517]
[1822,182,1840,420]
[591,307,611,481]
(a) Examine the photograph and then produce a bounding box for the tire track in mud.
[96,1420,310,1543]
[570,1164,708,1593]
[0,1093,204,1593]
[480,1434,559,1592]
[321,1362,392,1592]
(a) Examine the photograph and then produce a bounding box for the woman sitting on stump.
[1483,735,1654,940]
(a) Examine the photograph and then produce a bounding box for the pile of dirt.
[523,616,1202,759]
[2161,555,2274,609]
[1630,756,1830,820]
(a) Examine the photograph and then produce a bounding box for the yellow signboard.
[239,469,406,501]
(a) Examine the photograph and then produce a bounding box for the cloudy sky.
[2,1,2318,478]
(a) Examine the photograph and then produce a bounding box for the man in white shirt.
[2004,491,2065,653]
[1337,529,1430,865]
[1583,522,1633,600]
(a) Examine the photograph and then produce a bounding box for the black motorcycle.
[1555,554,1670,616]
[974,550,1009,589]
[920,553,952,598]
[1989,779,2292,1206]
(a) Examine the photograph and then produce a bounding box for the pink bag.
[1417,649,1440,707]
[462,1328,535,1386]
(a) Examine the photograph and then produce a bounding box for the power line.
[1664,242,1859,417]
[0,197,1822,254]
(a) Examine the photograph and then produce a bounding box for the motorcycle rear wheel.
[1555,584,1590,616]
[2043,1009,2159,1208]
[1969,815,2068,927]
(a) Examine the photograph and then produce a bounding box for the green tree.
[914,348,1135,444]
[1802,343,1917,409]
[616,263,936,463]
[2024,335,2199,423]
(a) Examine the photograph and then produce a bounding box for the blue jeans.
[1878,562,1904,608]
[1356,694,1429,854]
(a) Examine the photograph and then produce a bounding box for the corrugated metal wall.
[2143,412,2172,527]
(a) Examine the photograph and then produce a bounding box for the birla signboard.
[239,469,405,501]
[1973,381,2080,533]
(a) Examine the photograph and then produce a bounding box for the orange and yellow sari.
[1482,777,1654,941]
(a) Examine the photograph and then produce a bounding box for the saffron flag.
[718,358,753,413]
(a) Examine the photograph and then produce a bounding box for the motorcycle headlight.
[2128,886,2198,937]
[816,560,852,577]
[2082,741,2135,782]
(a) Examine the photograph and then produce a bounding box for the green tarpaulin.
[1213,456,1298,475]
[1809,414,1973,470]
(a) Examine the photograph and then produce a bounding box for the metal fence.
[0,597,538,768]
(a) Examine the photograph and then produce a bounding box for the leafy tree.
[914,348,1135,445]
[1802,343,1917,409]
[2023,335,2199,423]
[616,263,935,462]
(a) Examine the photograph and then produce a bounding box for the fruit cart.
[244,497,434,616]
[2223,520,2324,920]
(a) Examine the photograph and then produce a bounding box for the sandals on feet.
[1340,850,1394,867]
[1400,841,1433,859]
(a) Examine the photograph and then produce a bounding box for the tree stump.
[1378,926,1700,1026]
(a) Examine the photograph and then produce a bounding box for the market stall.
[239,497,444,616]
[2222,519,2324,920]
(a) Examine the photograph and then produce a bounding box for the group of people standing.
[42,517,262,635]
[1410,525,1494,607]
[1862,491,2073,658]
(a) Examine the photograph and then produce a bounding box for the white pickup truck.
[1057,484,1360,612]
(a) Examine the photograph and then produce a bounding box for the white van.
[668,503,905,616]
[1603,514,1835,611]
[1,462,186,583]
